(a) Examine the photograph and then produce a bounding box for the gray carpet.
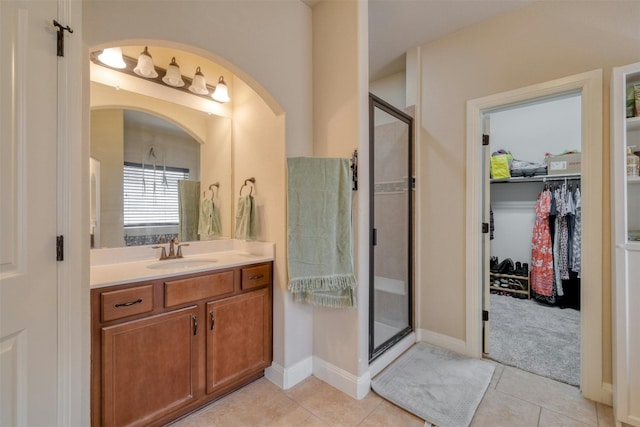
[371,342,495,427]
[488,293,580,386]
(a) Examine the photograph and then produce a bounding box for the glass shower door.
[369,94,413,361]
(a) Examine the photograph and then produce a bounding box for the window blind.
[123,162,189,226]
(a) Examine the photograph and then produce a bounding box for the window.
[123,162,189,226]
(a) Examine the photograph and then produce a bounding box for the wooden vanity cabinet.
[101,306,199,427]
[91,261,273,427]
[206,287,272,394]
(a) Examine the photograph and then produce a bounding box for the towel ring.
[209,182,219,199]
[240,177,255,196]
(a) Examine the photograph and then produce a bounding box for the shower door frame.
[368,93,414,362]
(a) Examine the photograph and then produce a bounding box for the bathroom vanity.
[90,242,273,427]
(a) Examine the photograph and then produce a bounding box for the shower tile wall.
[374,112,410,328]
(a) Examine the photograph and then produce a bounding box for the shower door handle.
[372,228,377,246]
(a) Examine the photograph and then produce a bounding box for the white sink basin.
[147,258,218,270]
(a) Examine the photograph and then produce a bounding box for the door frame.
[465,69,609,403]
[58,1,89,425]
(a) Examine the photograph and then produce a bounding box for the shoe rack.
[489,272,530,299]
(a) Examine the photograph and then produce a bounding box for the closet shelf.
[628,175,640,184]
[489,285,529,296]
[489,273,530,280]
[627,115,640,132]
[490,173,581,184]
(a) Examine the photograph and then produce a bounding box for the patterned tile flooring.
[170,363,614,427]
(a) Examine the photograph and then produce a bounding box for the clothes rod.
[490,173,581,184]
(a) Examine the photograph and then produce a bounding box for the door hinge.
[53,20,73,57]
[483,310,489,321]
[482,134,489,146]
[482,223,489,234]
[56,235,64,261]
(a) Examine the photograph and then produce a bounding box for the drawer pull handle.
[114,298,142,308]
[192,315,198,336]
[249,274,264,280]
[210,311,215,330]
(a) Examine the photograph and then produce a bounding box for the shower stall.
[369,94,414,361]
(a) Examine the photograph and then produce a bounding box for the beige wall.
[231,77,291,366]
[311,0,370,385]
[417,0,640,384]
[90,109,124,247]
[202,116,232,239]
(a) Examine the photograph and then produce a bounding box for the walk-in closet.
[485,93,582,386]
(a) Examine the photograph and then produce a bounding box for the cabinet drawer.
[165,271,234,307]
[241,264,272,290]
[101,285,154,322]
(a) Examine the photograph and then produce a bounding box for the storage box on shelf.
[547,153,582,175]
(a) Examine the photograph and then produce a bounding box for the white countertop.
[90,239,274,288]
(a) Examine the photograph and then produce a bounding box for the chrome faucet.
[168,237,178,258]
[152,236,188,260]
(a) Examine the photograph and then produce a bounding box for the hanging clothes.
[551,185,563,298]
[571,187,582,277]
[557,183,571,281]
[531,188,555,302]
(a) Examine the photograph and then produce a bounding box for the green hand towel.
[235,195,256,240]
[198,197,222,238]
[178,180,200,242]
[287,157,357,308]
[198,198,213,236]
[210,197,222,237]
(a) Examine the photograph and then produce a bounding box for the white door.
[482,115,491,354]
[1,1,60,425]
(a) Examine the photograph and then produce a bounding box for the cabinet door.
[101,306,199,427]
[206,288,272,394]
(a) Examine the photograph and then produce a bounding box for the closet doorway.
[466,70,604,400]
[484,93,582,386]
[368,94,414,362]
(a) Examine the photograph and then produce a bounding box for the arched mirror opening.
[90,44,234,249]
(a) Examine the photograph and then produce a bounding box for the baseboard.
[264,356,312,390]
[417,328,470,356]
[369,332,416,378]
[600,382,613,406]
[312,356,371,400]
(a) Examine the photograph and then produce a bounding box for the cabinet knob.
[210,311,215,330]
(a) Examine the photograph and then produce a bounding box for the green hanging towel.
[178,180,200,242]
[235,195,256,240]
[286,157,357,308]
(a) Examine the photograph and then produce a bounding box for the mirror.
[90,45,233,248]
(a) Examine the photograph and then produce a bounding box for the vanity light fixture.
[162,57,185,87]
[188,67,209,95]
[133,46,158,78]
[212,76,230,103]
[91,47,231,103]
[97,47,126,69]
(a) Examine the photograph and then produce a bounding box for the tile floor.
[171,362,614,427]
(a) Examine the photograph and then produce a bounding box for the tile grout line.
[355,394,385,426]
